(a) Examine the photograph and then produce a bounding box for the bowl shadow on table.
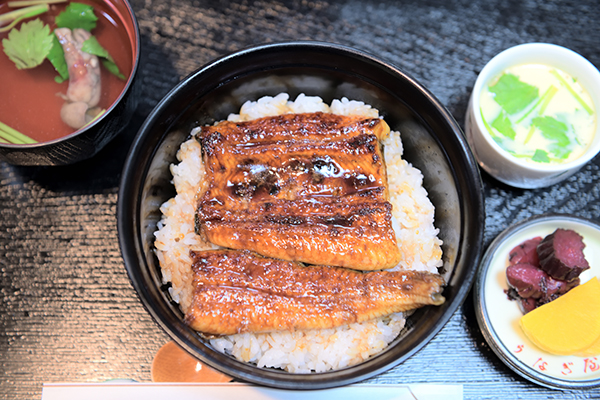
[1,36,181,193]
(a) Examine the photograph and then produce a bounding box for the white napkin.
[41,382,463,400]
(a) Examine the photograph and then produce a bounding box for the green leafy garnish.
[2,18,53,69]
[532,149,550,163]
[524,125,536,145]
[532,116,569,145]
[489,73,539,115]
[47,33,69,83]
[81,36,126,79]
[491,111,516,140]
[0,121,37,144]
[55,2,97,31]
[0,3,49,33]
[480,109,501,140]
[517,85,558,123]
[8,0,66,7]
[532,116,571,159]
[550,69,594,115]
[100,57,125,80]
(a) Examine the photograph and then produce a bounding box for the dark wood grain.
[2,0,600,398]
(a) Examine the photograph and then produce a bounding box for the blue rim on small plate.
[474,213,600,390]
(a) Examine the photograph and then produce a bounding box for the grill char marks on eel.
[195,112,401,270]
[185,250,445,335]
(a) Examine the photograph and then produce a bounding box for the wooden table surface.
[1,0,600,398]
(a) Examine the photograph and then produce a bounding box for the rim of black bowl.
[117,40,485,389]
[0,0,141,149]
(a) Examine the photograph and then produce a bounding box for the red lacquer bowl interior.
[0,0,138,144]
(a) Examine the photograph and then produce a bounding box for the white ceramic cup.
[465,43,600,189]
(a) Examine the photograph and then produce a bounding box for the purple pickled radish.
[520,297,537,314]
[542,276,580,303]
[506,263,581,313]
[537,228,590,281]
[506,263,546,299]
[509,236,542,266]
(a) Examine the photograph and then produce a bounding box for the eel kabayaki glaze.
[195,112,402,271]
[185,250,445,335]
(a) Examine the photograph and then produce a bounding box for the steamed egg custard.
[479,64,596,165]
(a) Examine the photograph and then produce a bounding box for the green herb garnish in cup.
[480,64,596,165]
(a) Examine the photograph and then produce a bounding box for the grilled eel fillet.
[195,112,402,270]
[185,250,445,335]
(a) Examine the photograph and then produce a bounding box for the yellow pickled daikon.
[520,277,600,355]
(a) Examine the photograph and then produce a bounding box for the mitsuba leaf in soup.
[81,36,126,79]
[47,34,69,83]
[2,19,53,69]
[55,2,98,31]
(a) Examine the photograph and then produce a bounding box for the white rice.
[153,93,443,373]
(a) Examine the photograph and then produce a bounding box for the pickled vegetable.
[537,228,590,281]
[520,277,600,355]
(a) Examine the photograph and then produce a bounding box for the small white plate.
[474,213,600,389]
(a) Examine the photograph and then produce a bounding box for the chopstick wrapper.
[41,382,463,400]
